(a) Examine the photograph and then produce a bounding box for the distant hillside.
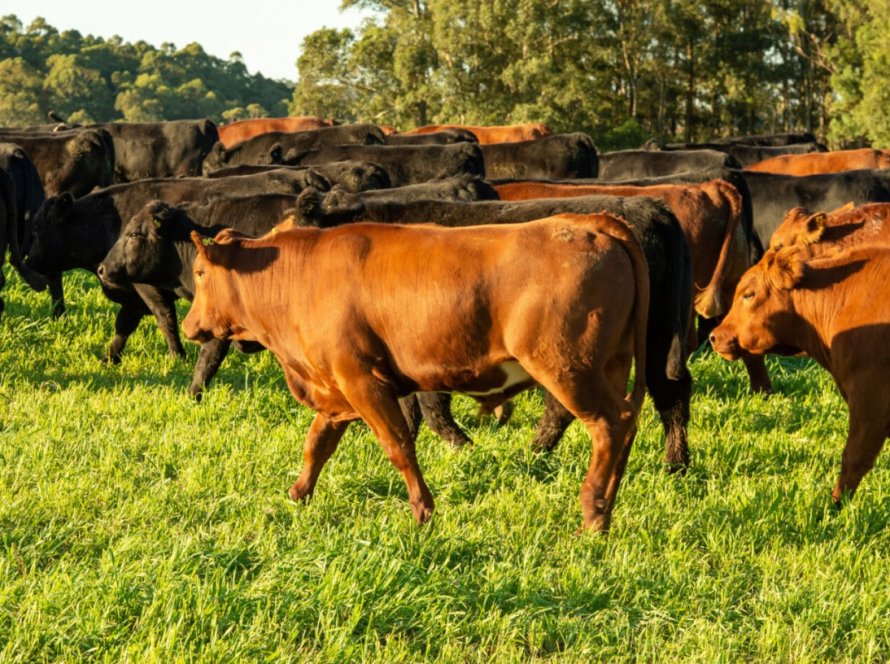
[0,14,293,126]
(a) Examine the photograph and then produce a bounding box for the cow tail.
[0,171,46,292]
[597,214,649,421]
[694,182,743,319]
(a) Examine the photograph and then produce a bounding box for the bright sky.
[3,1,375,82]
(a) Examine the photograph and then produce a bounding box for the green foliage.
[0,14,292,126]
[1,266,890,661]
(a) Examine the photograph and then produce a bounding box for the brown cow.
[494,179,772,394]
[495,179,746,319]
[182,213,649,532]
[744,148,890,176]
[218,116,335,148]
[710,242,890,506]
[403,123,552,144]
[770,203,890,253]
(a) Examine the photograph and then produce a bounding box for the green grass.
[1,271,889,662]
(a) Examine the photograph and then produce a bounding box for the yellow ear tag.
[152,218,162,229]
[201,237,214,246]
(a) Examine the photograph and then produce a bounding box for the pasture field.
[1,271,889,663]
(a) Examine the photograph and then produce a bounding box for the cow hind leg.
[343,380,435,524]
[532,370,636,533]
[646,361,692,473]
[417,392,473,448]
[289,413,350,501]
[47,272,65,318]
[530,390,575,452]
[134,285,186,359]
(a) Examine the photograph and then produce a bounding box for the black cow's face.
[98,201,184,291]
[25,193,75,275]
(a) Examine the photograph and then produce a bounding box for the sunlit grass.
[1,271,888,662]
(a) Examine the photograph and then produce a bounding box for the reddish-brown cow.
[744,148,890,176]
[217,116,335,148]
[494,179,770,393]
[403,123,552,144]
[710,243,890,505]
[182,213,649,532]
[770,203,890,254]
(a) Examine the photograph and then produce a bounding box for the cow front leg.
[289,413,350,501]
[345,380,435,524]
[133,284,185,358]
[832,400,888,505]
[188,339,232,401]
[741,352,772,394]
[105,300,148,364]
[47,272,65,318]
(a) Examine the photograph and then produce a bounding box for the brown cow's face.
[710,247,807,359]
[182,232,235,344]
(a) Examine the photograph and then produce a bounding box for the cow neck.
[75,192,119,269]
[789,262,865,371]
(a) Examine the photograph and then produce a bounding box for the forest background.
[0,1,887,150]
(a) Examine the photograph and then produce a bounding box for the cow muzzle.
[709,326,742,361]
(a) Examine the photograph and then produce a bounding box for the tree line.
[2,3,888,150]
[293,0,889,150]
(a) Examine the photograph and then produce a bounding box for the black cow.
[713,131,818,147]
[386,129,478,145]
[26,169,328,363]
[649,141,826,166]
[80,120,219,182]
[0,144,53,303]
[0,169,47,312]
[202,123,386,174]
[300,194,694,470]
[740,168,890,247]
[0,129,115,196]
[479,133,597,179]
[598,149,740,180]
[205,161,392,193]
[301,175,498,222]
[282,143,485,186]
[97,196,307,397]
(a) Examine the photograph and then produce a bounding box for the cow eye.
[742,291,755,301]
[194,270,204,278]
[128,232,144,240]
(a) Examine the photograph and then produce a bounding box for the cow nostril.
[97,264,105,278]
[708,332,717,345]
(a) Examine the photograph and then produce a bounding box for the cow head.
[182,229,249,344]
[709,245,810,359]
[25,192,76,275]
[97,200,185,291]
[769,209,826,250]
[201,142,228,175]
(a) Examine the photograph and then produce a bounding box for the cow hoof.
[188,386,204,403]
[288,482,312,502]
[410,500,434,525]
[51,302,66,319]
[493,401,515,426]
[664,462,689,476]
[101,353,122,366]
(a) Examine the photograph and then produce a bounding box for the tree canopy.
[0,14,291,127]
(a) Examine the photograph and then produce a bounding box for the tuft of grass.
[1,270,889,662]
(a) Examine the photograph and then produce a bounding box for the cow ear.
[799,213,826,245]
[52,192,74,222]
[191,230,215,262]
[829,201,855,215]
[270,144,283,163]
[283,148,299,163]
[148,200,174,234]
[772,246,808,290]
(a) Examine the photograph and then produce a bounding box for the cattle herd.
[1,114,889,533]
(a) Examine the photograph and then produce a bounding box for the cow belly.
[460,360,533,396]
